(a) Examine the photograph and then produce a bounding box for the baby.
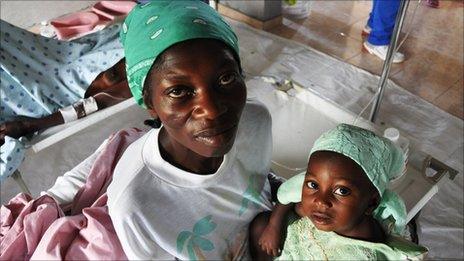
[250,123,428,260]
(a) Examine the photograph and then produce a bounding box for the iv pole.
[369,0,410,122]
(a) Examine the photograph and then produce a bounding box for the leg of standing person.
[363,0,405,63]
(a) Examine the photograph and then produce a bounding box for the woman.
[1,1,274,259]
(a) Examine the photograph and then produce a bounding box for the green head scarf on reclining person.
[278,123,408,235]
[120,0,240,108]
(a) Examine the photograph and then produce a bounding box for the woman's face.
[146,39,246,158]
[298,151,379,236]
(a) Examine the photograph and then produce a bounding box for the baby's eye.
[334,187,351,196]
[306,181,318,190]
[218,73,237,86]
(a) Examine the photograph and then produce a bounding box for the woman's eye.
[168,88,191,98]
[334,187,351,196]
[306,181,318,190]
[218,73,236,85]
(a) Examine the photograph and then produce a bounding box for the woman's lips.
[194,124,237,137]
[310,212,332,225]
[194,124,237,146]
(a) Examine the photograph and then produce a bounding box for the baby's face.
[298,151,378,236]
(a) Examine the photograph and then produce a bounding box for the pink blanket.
[1,128,145,260]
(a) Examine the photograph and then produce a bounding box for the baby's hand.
[258,223,282,257]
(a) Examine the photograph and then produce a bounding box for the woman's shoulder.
[236,99,272,146]
[242,99,271,121]
[106,128,152,197]
[239,99,272,132]
[107,127,151,158]
[232,99,273,171]
[111,127,153,167]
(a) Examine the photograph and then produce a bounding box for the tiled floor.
[268,0,463,119]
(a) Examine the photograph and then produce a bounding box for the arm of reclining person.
[43,138,110,205]
[0,91,128,146]
[0,58,129,146]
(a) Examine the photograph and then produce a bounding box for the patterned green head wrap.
[120,0,240,108]
[278,123,407,235]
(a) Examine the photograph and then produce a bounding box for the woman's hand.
[0,116,35,145]
[258,223,282,257]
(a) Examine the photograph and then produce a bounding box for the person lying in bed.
[250,124,428,260]
[0,58,130,143]
[0,19,131,180]
[1,1,277,259]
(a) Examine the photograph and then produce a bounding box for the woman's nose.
[193,90,227,119]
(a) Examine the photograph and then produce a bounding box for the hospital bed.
[15,77,457,227]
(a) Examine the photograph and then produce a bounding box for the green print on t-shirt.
[239,174,265,216]
[176,215,217,260]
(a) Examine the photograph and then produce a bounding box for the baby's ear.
[365,192,380,216]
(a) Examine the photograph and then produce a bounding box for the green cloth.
[278,124,407,235]
[276,213,427,260]
[120,0,240,108]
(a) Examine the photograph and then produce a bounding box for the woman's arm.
[258,203,293,257]
[45,138,109,206]
[249,203,294,260]
[250,173,294,258]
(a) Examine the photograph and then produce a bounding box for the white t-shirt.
[47,100,273,260]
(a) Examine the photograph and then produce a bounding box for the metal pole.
[369,0,410,123]
[11,170,31,195]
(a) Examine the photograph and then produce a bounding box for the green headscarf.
[278,123,407,235]
[120,0,240,108]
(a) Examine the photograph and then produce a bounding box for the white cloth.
[45,139,109,205]
[47,100,273,260]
